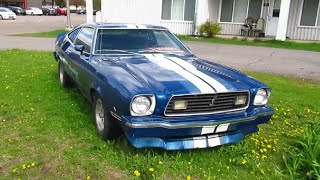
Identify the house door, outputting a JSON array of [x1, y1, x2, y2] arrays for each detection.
[[265, 0, 281, 36]]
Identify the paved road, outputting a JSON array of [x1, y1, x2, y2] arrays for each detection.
[[1, 15, 319, 81]]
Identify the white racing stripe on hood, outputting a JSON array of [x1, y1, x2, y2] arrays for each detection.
[[144, 54, 215, 93], [165, 56, 228, 92]]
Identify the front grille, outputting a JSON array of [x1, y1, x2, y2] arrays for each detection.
[[165, 91, 249, 116]]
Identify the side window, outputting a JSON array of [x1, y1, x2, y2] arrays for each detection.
[[68, 28, 81, 43], [74, 27, 94, 53]]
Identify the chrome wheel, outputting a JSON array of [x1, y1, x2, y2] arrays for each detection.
[[95, 99, 105, 132]]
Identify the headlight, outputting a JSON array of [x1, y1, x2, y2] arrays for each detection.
[[131, 95, 156, 116], [254, 89, 270, 105]]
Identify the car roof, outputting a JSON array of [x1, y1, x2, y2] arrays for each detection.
[[82, 23, 168, 30]]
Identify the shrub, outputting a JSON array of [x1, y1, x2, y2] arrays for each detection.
[[199, 20, 221, 38], [241, 38, 248, 41]]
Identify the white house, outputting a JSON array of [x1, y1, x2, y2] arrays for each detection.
[[86, 0, 320, 41]]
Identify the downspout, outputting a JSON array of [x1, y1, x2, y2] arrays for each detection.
[[193, 0, 199, 35]]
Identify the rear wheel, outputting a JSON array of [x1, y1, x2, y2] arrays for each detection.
[[58, 61, 72, 87], [92, 94, 121, 140], [0, 15, 2, 20], [31, 12, 34, 16]]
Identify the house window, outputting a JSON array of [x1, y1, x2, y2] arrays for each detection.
[[300, 0, 320, 26], [161, 0, 196, 21], [220, 0, 263, 23]]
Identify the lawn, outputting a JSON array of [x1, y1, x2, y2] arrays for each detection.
[[11, 29, 67, 38], [10, 29, 320, 52], [178, 35, 320, 52], [0, 50, 319, 179]]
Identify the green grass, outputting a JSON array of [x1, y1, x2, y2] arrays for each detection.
[[0, 50, 319, 179], [11, 29, 68, 38], [178, 35, 320, 52]]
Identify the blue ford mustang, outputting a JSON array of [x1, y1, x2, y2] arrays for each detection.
[[53, 23, 274, 150]]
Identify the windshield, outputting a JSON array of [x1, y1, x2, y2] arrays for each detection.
[[0, 8, 11, 12], [94, 29, 190, 55]]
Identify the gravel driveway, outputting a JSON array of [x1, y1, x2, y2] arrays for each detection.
[[1, 15, 319, 81]]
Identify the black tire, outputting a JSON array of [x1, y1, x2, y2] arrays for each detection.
[[31, 12, 34, 16], [0, 15, 3, 20], [58, 61, 72, 87], [92, 94, 121, 140]]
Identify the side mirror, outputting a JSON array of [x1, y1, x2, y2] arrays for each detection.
[[75, 45, 85, 53]]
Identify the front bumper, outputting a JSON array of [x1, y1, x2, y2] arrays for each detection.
[[120, 106, 273, 150]]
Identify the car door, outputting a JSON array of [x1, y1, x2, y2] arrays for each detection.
[[59, 27, 82, 84], [72, 27, 96, 96]]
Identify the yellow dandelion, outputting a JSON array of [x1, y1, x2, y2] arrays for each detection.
[[21, 164, 26, 170], [86, 176, 91, 180], [31, 162, 35, 167], [2, 119, 6, 122], [12, 168, 17, 173], [134, 170, 141, 177], [27, 165, 30, 168], [158, 161, 163, 165], [188, 161, 191, 165], [226, 166, 230, 170], [260, 149, 264, 153], [149, 167, 155, 172], [241, 159, 247, 165], [187, 175, 191, 180], [263, 148, 267, 152], [267, 145, 272, 149], [30, 108, 35, 112]]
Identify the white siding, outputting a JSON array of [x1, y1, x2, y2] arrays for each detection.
[[104, 0, 161, 24], [219, 23, 243, 35], [160, 20, 194, 35], [103, 0, 194, 35], [286, 0, 320, 40]]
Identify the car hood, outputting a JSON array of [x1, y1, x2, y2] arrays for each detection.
[[97, 54, 265, 95], [1, 11, 15, 15]]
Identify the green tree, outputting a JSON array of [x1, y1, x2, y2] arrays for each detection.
[[55, 0, 65, 7]]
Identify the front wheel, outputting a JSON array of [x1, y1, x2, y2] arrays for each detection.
[[92, 94, 121, 140], [58, 61, 72, 87]]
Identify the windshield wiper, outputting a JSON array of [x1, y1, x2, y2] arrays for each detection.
[[96, 49, 138, 55]]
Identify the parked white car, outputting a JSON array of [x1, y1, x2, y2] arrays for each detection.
[[26, 7, 43, 15], [0, 7, 16, 20]]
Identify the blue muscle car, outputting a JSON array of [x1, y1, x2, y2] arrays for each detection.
[[53, 23, 274, 150]]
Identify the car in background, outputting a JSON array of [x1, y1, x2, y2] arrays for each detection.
[[42, 7, 57, 15], [53, 23, 274, 150], [56, 7, 67, 16], [7, 6, 26, 15], [70, 5, 84, 13], [25, 7, 43, 15], [0, 7, 16, 20], [76, 8, 99, 15]]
